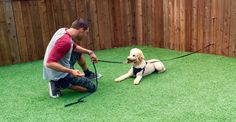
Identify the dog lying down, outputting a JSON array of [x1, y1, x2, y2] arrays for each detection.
[[115, 48, 166, 85]]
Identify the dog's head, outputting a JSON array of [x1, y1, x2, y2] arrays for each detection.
[[127, 48, 144, 64]]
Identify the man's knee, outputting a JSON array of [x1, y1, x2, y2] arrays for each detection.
[[81, 77, 96, 93], [88, 84, 96, 93], [72, 77, 96, 93]]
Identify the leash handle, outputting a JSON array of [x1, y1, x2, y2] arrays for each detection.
[[64, 92, 93, 107], [64, 99, 84, 107]]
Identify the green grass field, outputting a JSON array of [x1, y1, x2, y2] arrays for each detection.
[[0, 46, 236, 121]]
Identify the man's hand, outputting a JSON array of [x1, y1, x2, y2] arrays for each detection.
[[73, 45, 98, 63], [69, 69, 84, 77], [88, 51, 98, 63]]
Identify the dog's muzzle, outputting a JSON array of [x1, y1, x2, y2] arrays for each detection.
[[127, 58, 135, 63]]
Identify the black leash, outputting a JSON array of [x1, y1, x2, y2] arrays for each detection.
[[98, 43, 214, 64], [64, 62, 98, 107], [97, 59, 126, 64], [161, 43, 214, 61]]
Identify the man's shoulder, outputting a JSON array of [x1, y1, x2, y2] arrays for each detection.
[[55, 28, 69, 36], [57, 34, 72, 46]]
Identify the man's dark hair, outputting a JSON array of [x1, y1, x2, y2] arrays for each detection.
[[71, 18, 89, 30]]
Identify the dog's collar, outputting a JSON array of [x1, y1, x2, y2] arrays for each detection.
[[132, 62, 147, 76]]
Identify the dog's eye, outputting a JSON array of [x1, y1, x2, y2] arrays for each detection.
[[133, 55, 135, 57]]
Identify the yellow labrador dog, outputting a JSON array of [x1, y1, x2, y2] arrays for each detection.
[[115, 48, 166, 85]]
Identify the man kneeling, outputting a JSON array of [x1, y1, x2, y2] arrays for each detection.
[[43, 18, 101, 98]]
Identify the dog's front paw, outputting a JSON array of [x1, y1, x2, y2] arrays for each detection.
[[115, 78, 121, 82], [133, 80, 140, 85]]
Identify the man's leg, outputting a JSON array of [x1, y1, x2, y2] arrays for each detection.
[[70, 51, 81, 69], [70, 51, 90, 74], [57, 74, 96, 93], [64, 74, 96, 93], [70, 51, 101, 79], [78, 54, 89, 71], [70, 85, 87, 92], [78, 55, 95, 77]]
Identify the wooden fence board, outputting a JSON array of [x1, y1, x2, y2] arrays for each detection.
[[126, 0, 133, 46], [21, 1, 37, 61], [12, 1, 29, 62], [174, 0, 180, 50], [45, 0, 56, 37], [62, 0, 77, 27], [163, 0, 170, 48], [38, 0, 50, 53], [107, 0, 115, 46], [230, 0, 236, 56], [169, 0, 175, 50], [221, 0, 231, 56], [179, 0, 185, 51], [153, 0, 164, 48], [216, 0, 224, 55], [210, 0, 217, 54], [192, 0, 198, 51], [130, 0, 137, 45], [3, 0, 20, 63], [0, 23, 12, 66], [135, 0, 143, 45], [104, 0, 112, 49], [29, 0, 44, 59], [197, 0, 204, 52], [51, 0, 64, 28], [75, 0, 86, 47], [185, 0, 192, 51], [97, 0, 105, 49], [142, 0, 148, 45], [121, 0, 129, 46], [120, 0, 127, 46], [122, 0, 132, 46], [76, 0, 85, 18], [0, 1, 4, 22], [0, 1, 11, 66], [149, 0, 154, 46], [109, 0, 118, 47], [151, 0, 155, 46], [203, 0, 211, 53], [113, 0, 122, 47], [88, 0, 99, 50], [146, 0, 152, 45], [99, 0, 112, 49]]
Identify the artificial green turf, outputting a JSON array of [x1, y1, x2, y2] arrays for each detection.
[[0, 46, 236, 121]]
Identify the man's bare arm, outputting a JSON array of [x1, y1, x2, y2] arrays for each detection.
[[46, 62, 84, 77], [74, 45, 93, 55]]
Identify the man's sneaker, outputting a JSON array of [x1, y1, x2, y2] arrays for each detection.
[[85, 72, 102, 79], [48, 81, 61, 98]]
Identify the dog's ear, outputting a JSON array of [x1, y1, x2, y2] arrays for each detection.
[[137, 51, 144, 62]]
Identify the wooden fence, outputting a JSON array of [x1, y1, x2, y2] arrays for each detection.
[[0, 0, 236, 66]]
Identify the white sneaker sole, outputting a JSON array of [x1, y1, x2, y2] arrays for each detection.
[[48, 82, 59, 98], [97, 73, 102, 79]]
